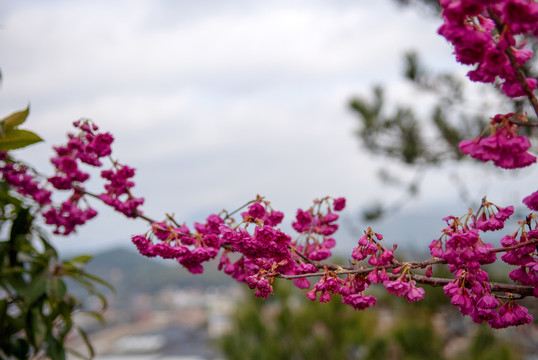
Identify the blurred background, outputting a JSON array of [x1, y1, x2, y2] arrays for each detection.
[[1, 0, 537, 359]]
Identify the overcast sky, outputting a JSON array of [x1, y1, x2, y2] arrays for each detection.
[[1, 0, 536, 255]]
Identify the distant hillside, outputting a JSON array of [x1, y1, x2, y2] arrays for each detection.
[[78, 247, 234, 300]]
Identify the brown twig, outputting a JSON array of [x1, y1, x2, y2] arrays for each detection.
[[276, 263, 534, 298], [489, 238, 538, 253], [408, 274, 534, 298], [487, 7, 538, 119], [277, 237, 538, 298], [510, 119, 538, 128], [79, 187, 158, 224]]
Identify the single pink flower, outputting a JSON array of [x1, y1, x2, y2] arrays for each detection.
[[333, 197, 346, 211], [522, 190, 538, 211]]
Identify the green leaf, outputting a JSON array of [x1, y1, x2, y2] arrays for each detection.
[[64, 260, 114, 292], [0, 298, 7, 329], [0, 265, 27, 276], [69, 255, 93, 264], [66, 347, 91, 360], [69, 275, 109, 310], [3, 270, 28, 296], [45, 277, 67, 302], [10, 338, 30, 359], [25, 308, 38, 347], [0, 181, 23, 207], [0, 129, 43, 151], [76, 325, 95, 358], [37, 234, 58, 258], [56, 301, 74, 339], [22, 270, 47, 305], [46, 333, 66, 360], [77, 271, 114, 292], [10, 207, 31, 248], [79, 310, 105, 324], [0, 106, 29, 131], [26, 307, 48, 350]]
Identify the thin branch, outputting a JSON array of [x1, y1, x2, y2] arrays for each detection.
[[284, 238, 538, 279], [487, 7, 538, 119], [277, 237, 538, 298], [510, 119, 538, 128], [409, 274, 534, 298], [276, 258, 440, 280], [79, 187, 158, 224], [489, 238, 538, 253], [223, 199, 258, 220], [277, 265, 533, 298]]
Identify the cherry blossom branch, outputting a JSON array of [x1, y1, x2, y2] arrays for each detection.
[[408, 274, 534, 298], [22, 173, 538, 302], [79, 187, 157, 224], [81, 174, 537, 300], [286, 237, 537, 275], [223, 198, 259, 220], [509, 119, 538, 127], [276, 262, 533, 298], [489, 238, 538, 253], [487, 7, 538, 119], [277, 236, 538, 299]]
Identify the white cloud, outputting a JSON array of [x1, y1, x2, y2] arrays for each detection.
[[3, 0, 527, 255]]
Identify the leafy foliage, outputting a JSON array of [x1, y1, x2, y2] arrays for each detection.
[[219, 281, 522, 360], [0, 180, 110, 359], [350, 49, 537, 220], [0, 107, 43, 151], [0, 108, 110, 360], [347, 0, 538, 221], [219, 281, 377, 360]]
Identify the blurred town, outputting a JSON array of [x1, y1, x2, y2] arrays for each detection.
[[66, 248, 240, 360], [66, 247, 538, 360]]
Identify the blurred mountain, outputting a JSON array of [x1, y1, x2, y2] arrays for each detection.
[[75, 247, 233, 301]]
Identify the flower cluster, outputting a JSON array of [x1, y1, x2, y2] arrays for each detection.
[[474, 201, 514, 231], [42, 191, 98, 235], [222, 202, 290, 261], [438, 0, 538, 97], [384, 278, 425, 303], [132, 214, 223, 274], [445, 2, 538, 216], [443, 268, 533, 328], [240, 201, 284, 227], [217, 201, 302, 292], [340, 275, 377, 310], [459, 114, 536, 169], [99, 164, 144, 217], [0, 119, 146, 235], [44, 120, 116, 234], [128, 190, 535, 326], [429, 214, 498, 273], [350, 228, 425, 303], [0, 154, 51, 206], [522, 190, 538, 211], [292, 197, 345, 261], [291, 263, 317, 289], [306, 271, 345, 303], [500, 224, 538, 297], [351, 227, 395, 267], [246, 274, 274, 299], [429, 201, 536, 328], [132, 198, 352, 301], [50, 120, 113, 175], [307, 271, 380, 310]]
